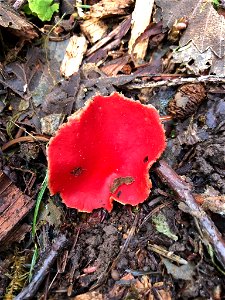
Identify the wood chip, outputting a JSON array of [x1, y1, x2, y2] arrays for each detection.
[[128, 0, 154, 63], [86, 0, 133, 19], [80, 18, 108, 44], [60, 35, 88, 78]]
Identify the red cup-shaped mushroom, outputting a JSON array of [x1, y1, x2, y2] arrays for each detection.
[[47, 93, 166, 212]]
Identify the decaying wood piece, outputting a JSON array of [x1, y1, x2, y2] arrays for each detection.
[[15, 234, 67, 300], [80, 18, 108, 44], [60, 35, 88, 78], [128, 0, 154, 63], [86, 0, 133, 19], [155, 160, 225, 269], [0, 224, 32, 251], [0, 171, 35, 243]]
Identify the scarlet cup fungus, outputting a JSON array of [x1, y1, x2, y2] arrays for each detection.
[[47, 93, 166, 212]]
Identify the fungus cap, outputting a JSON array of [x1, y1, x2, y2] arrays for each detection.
[[47, 93, 166, 212]]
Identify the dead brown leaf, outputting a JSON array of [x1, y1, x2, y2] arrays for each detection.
[[101, 54, 130, 76]]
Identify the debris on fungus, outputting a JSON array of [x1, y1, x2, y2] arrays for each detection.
[[47, 93, 166, 212]]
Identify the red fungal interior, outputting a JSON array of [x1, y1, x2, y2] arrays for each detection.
[[47, 93, 166, 212]]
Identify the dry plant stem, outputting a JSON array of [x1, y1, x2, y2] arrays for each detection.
[[126, 75, 225, 89], [2, 136, 49, 151], [15, 234, 67, 300], [155, 160, 225, 269]]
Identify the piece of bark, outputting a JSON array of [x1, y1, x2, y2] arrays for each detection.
[[86, 39, 121, 64], [155, 160, 225, 269], [60, 35, 88, 78], [80, 18, 108, 44], [0, 224, 31, 250], [86, 16, 131, 57], [14, 234, 68, 300], [0, 171, 35, 242], [128, 0, 154, 64], [86, 0, 133, 19]]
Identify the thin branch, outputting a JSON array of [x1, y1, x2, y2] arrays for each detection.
[[15, 234, 68, 300], [155, 160, 225, 269], [126, 75, 225, 89]]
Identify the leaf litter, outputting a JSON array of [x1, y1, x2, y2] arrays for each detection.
[[0, 0, 225, 299]]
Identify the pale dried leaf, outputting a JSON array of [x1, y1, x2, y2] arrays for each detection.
[[156, 0, 225, 58], [40, 114, 64, 135], [162, 258, 195, 281], [38, 199, 65, 228], [172, 42, 212, 74], [73, 291, 103, 300]]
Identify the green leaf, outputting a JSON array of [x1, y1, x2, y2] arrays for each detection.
[[152, 212, 178, 241], [28, 0, 59, 21], [32, 172, 48, 237]]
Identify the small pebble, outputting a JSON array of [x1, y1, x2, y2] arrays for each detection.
[[111, 269, 120, 281]]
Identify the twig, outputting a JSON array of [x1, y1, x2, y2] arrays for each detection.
[[1, 135, 49, 151], [14, 234, 67, 300], [155, 160, 225, 269], [126, 75, 225, 89]]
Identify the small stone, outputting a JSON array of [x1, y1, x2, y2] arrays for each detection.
[[40, 114, 64, 136], [111, 269, 120, 281]]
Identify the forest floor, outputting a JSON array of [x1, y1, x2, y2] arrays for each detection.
[[0, 0, 225, 299]]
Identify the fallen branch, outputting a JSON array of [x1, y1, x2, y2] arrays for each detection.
[[126, 75, 225, 89], [155, 160, 225, 269], [15, 234, 67, 300]]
